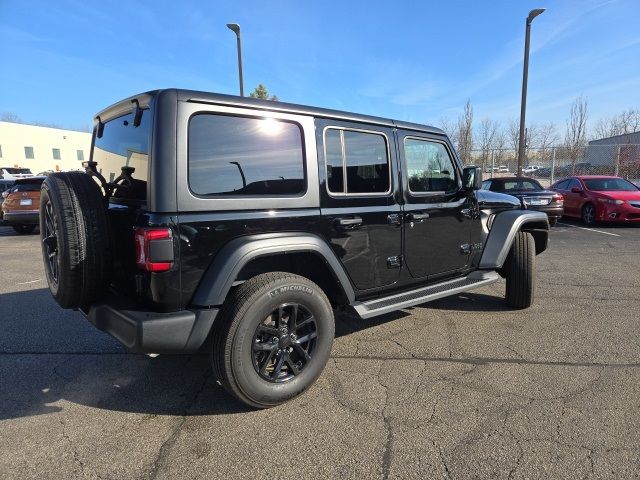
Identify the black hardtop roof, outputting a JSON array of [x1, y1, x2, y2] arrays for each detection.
[[96, 89, 445, 135]]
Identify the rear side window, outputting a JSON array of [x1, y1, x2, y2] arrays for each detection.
[[404, 138, 458, 193], [324, 128, 390, 195], [554, 179, 570, 190], [188, 114, 305, 196]]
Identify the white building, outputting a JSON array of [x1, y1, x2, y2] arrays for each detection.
[[0, 121, 91, 175]]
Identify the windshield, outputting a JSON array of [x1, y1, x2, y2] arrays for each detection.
[[92, 107, 151, 200], [3, 168, 32, 174], [584, 178, 638, 192]]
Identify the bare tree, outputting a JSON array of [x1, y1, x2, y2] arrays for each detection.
[[455, 99, 473, 164], [492, 129, 507, 166], [564, 96, 589, 173], [1, 112, 22, 123], [535, 122, 559, 162], [438, 117, 457, 140], [476, 118, 498, 170], [507, 118, 520, 153], [592, 108, 640, 139]]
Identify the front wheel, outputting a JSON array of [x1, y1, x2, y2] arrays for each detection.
[[211, 272, 335, 408], [504, 231, 535, 309], [582, 203, 596, 225], [12, 224, 36, 234]]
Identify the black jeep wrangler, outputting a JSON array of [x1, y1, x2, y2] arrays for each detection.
[[39, 89, 548, 408]]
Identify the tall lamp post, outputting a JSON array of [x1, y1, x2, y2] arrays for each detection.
[[517, 8, 545, 176], [226, 23, 244, 97]]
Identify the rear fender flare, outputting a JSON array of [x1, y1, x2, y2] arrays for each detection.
[[190, 233, 355, 307], [479, 210, 549, 269]]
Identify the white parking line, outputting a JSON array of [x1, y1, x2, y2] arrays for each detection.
[[17, 279, 42, 285], [557, 222, 621, 237]]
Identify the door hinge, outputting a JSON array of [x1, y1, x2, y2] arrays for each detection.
[[387, 255, 402, 268]]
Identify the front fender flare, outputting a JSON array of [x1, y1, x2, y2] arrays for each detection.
[[479, 210, 549, 269], [190, 233, 355, 307]]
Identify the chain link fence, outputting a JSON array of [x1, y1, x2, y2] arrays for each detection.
[[466, 144, 640, 188]]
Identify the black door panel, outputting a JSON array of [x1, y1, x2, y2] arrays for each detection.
[[316, 119, 402, 292], [398, 131, 478, 280], [322, 207, 401, 290]]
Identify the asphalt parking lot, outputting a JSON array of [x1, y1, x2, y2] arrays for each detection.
[[1, 221, 639, 479]]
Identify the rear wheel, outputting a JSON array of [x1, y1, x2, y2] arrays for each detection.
[[211, 272, 335, 408], [12, 224, 36, 234], [582, 203, 596, 225], [504, 231, 535, 309]]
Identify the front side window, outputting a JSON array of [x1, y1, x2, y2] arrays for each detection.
[[52, 148, 61, 160], [324, 128, 390, 195], [189, 114, 305, 196], [24, 146, 34, 159], [404, 138, 457, 193]]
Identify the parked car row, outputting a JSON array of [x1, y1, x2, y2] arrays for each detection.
[[481, 174, 640, 226]]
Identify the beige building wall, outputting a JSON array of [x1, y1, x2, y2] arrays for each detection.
[[0, 121, 92, 174]]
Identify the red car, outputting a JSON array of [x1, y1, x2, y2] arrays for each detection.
[[551, 175, 640, 225]]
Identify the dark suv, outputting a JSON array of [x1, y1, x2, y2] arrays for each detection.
[[39, 89, 549, 408]]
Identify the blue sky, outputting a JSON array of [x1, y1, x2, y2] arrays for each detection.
[[1, 0, 639, 133]]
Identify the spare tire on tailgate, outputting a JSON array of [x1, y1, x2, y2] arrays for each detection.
[[40, 172, 111, 309]]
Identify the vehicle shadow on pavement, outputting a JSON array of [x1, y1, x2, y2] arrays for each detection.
[[0, 287, 507, 421], [426, 292, 511, 312], [0, 288, 253, 420]]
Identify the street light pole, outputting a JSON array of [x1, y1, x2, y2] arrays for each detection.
[[226, 23, 244, 97], [517, 8, 545, 176]]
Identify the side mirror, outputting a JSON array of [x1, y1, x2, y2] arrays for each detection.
[[462, 166, 482, 190], [571, 187, 583, 194]]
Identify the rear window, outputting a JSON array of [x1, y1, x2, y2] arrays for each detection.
[[188, 114, 305, 196], [92, 108, 151, 198], [495, 180, 542, 192], [12, 182, 42, 192]]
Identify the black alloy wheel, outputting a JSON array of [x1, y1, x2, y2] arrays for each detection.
[[252, 303, 317, 383], [41, 199, 59, 285]]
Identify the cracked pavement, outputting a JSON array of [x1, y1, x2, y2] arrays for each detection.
[[1, 221, 640, 479]]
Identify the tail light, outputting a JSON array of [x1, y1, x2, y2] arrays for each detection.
[[552, 193, 564, 204], [134, 227, 174, 272]]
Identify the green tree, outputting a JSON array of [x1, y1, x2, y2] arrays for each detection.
[[249, 84, 278, 101]]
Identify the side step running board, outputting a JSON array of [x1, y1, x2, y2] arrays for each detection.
[[352, 271, 500, 319]]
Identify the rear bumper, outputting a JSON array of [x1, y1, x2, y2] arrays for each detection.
[[84, 295, 218, 354], [3, 210, 39, 224], [528, 205, 564, 220]]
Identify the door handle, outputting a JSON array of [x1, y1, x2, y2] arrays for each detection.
[[460, 208, 473, 219], [387, 213, 401, 226], [407, 212, 429, 222], [336, 217, 363, 227]]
